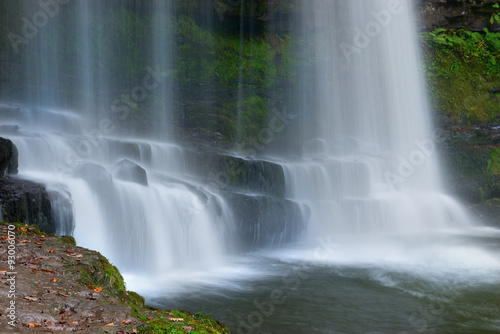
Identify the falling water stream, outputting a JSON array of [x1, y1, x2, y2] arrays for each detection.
[[1, 0, 500, 333]]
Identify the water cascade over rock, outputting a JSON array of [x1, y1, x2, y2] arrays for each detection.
[[0, 1, 307, 278], [276, 0, 472, 248]]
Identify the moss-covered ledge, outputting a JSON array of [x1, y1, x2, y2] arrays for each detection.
[[0, 222, 229, 334]]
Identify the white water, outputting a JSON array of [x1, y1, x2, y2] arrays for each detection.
[[279, 0, 473, 246], [0, 105, 233, 275]]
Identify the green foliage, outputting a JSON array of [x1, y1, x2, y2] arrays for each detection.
[[491, 3, 500, 25], [237, 95, 268, 141], [422, 28, 500, 124], [488, 148, 500, 174], [176, 16, 296, 88]]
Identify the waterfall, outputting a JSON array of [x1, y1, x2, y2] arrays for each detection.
[[0, 0, 234, 276], [279, 0, 472, 242], [0, 0, 494, 293]]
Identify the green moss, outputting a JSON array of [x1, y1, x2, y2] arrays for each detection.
[[176, 16, 296, 89], [422, 29, 500, 125], [60, 235, 76, 246], [485, 197, 500, 205], [488, 148, 500, 174]]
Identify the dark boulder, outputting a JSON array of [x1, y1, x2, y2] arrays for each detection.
[[224, 192, 308, 249], [73, 163, 114, 192], [112, 159, 148, 186], [0, 137, 18, 176], [0, 178, 57, 233], [183, 150, 286, 197]]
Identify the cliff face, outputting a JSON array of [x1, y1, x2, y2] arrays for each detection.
[[418, 0, 500, 31], [0, 137, 73, 234]]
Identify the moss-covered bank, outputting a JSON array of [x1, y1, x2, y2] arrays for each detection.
[[0, 222, 229, 334]]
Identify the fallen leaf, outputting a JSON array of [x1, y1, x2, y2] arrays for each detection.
[[58, 293, 69, 297], [0, 270, 7, 275], [41, 268, 56, 274], [48, 249, 54, 253], [68, 321, 79, 327], [132, 329, 138, 334], [105, 322, 114, 327], [25, 322, 42, 328], [19, 238, 30, 243], [168, 318, 184, 322], [23, 296, 39, 302], [50, 278, 57, 283], [183, 326, 196, 332], [93, 286, 102, 293], [34, 241, 42, 245], [56, 287, 63, 290], [121, 319, 133, 325]]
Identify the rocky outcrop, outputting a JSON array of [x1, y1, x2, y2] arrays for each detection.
[[0, 137, 73, 234], [0, 178, 57, 234], [183, 149, 287, 197], [438, 126, 500, 226], [418, 0, 500, 31], [225, 192, 308, 249], [178, 148, 309, 248], [0, 137, 18, 176], [112, 159, 148, 186]]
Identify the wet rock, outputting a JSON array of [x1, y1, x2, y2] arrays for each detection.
[[0, 178, 56, 233], [225, 192, 308, 249], [183, 150, 286, 197], [418, 0, 500, 32], [73, 163, 113, 193], [0, 137, 18, 176], [112, 159, 148, 186]]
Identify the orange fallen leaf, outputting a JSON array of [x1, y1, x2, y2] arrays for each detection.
[[50, 278, 57, 283], [40, 268, 56, 274], [121, 319, 133, 324], [168, 318, 184, 322], [58, 293, 69, 297], [132, 329, 138, 334], [89, 286, 102, 293], [34, 241, 42, 245], [35, 274, 38, 277], [26, 322, 42, 328], [19, 239, 30, 243], [68, 321, 79, 327], [23, 296, 39, 302], [48, 249, 54, 253], [0, 270, 7, 275], [105, 322, 114, 327]]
